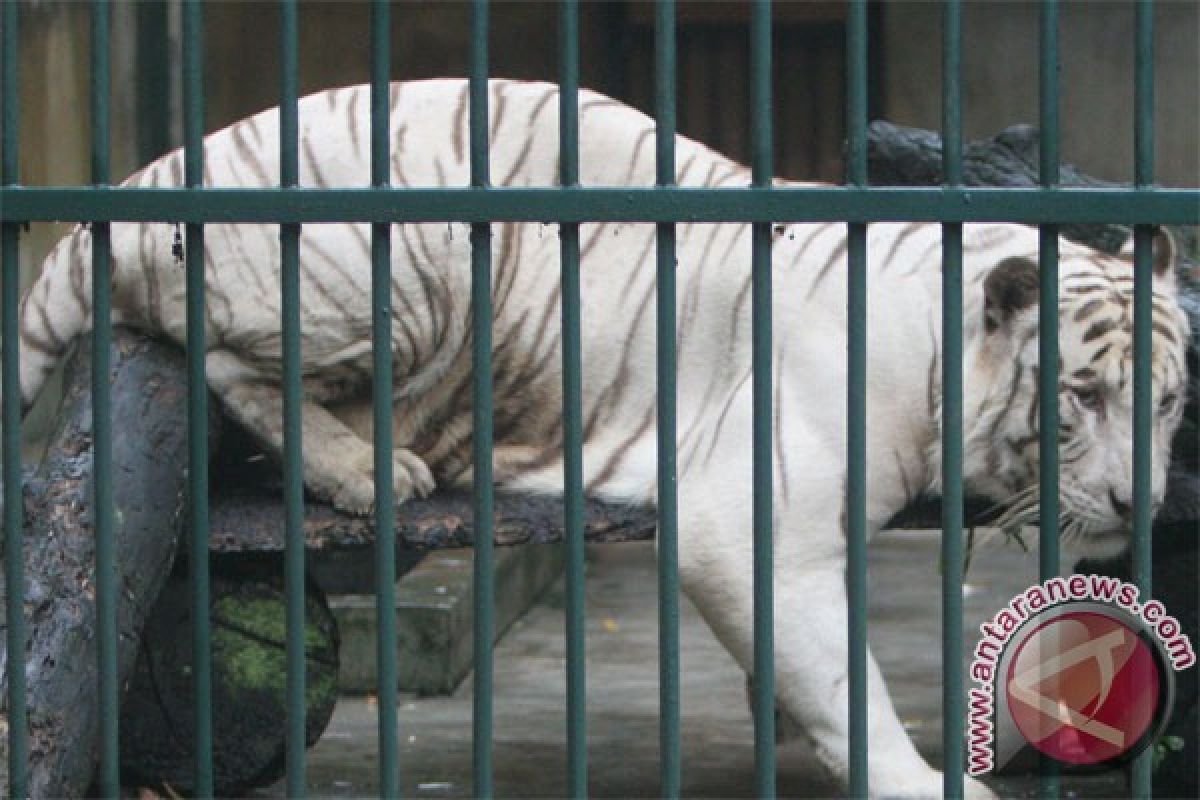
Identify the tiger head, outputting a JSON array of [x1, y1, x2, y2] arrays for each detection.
[[965, 228, 1190, 557]]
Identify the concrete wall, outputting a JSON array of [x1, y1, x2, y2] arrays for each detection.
[[881, 0, 1198, 187]]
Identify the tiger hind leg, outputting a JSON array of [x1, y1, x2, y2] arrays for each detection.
[[206, 350, 435, 514]]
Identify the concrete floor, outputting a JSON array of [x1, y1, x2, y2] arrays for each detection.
[[268, 532, 1130, 799]]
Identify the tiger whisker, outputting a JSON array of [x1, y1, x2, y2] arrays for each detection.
[[980, 485, 1037, 518], [995, 502, 1039, 531]]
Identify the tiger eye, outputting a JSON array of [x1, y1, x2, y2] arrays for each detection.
[[1071, 386, 1105, 412]]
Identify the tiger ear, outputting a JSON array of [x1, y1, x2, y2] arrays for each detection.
[[983, 256, 1040, 334], [1117, 227, 1178, 278]]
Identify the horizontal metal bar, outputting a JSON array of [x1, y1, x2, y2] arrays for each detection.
[[3, 186, 1196, 225]]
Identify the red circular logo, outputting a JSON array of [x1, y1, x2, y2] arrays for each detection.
[[1005, 611, 1161, 765]]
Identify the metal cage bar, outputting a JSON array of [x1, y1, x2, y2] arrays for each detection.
[[90, 2, 119, 795], [1037, 1, 1062, 581], [1130, 2, 1156, 796], [469, 3, 496, 796], [1130, 219, 1156, 797], [940, 2, 965, 798], [558, 2, 588, 797], [4, 186, 1196, 226], [181, 1, 215, 795], [1037, 3, 1062, 796], [369, 2, 400, 797], [1, 2, 27, 796], [278, 1, 308, 795], [845, 1, 870, 795], [653, 3, 681, 797], [749, 2, 776, 797]]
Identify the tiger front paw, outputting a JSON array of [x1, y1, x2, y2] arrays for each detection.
[[393, 447, 436, 502], [331, 474, 377, 516], [329, 448, 435, 515]]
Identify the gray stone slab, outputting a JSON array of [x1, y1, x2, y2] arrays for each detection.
[[331, 543, 564, 695]]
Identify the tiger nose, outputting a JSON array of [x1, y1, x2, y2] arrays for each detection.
[[1108, 489, 1132, 522]]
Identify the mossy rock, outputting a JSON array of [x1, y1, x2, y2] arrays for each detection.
[[119, 553, 339, 795]]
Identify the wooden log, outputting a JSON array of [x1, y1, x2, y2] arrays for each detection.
[[207, 487, 656, 554], [119, 553, 339, 797], [0, 331, 198, 799], [204, 413, 658, 553]]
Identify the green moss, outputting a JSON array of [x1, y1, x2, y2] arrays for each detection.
[[212, 595, 335, 705]]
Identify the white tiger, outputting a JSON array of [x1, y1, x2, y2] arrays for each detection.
[[14, 80, 1189, 797]]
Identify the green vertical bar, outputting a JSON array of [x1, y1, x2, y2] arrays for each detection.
[[940, 3, 964, 798], [1037, 2, 1061, 591], [469, 3, 495, 797], [1129, 229, 1154, 795], [135, 0, 170, 162], [846, 2, 869, 797], [1037, 3, 1060, 797], [1133, 2, 1154, 192], [369, 2, 399, 797], [90, 2, 119, 795], [558, 3, 587, 797], [279, 1, 306, 796], [1, 3, 27, 797], [1129, 2, 1154, 796], [1037, 3, 1062, 580], [181, 1, 213, 795], [749, 2, 776, 797], [654, 3, 680, 797]]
